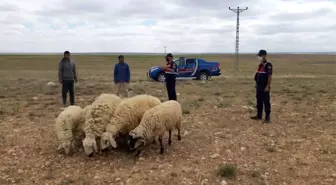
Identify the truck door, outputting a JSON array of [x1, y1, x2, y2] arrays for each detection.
[[176, 57, 187, 77], [184, 59, 197, 77]]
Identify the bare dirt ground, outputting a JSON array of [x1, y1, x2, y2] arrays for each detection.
[[0, 54, 335, 185]]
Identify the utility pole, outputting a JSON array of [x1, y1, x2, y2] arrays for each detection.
[[229, 6, 248, 72], [164, 46, 167, 54]]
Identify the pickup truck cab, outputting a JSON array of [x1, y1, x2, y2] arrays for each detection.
[[147, 57, 221, 82]]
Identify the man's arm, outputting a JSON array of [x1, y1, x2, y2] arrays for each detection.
[[58, 62, 63, 83], [165, 67, 174, 72], [113, 64, 118, 83], [164, 62, 176, 72], [266, 63, 273, 87], [267, 75, 272, 87], [126, 64, 130, 83], [73, 62, 78, 82]]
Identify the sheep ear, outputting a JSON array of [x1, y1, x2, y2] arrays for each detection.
[[129, 131, 136, 138], [109, 135, 117, 148], [134, 142, 141, 149], [134, 138, 144, 149], [92, 141, 98, 152]]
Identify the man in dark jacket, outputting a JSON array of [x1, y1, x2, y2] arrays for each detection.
[[58, 51, 77, 107], [251, 49, 273, 123], [161, 53, 178, 100], [114, 55, 130, 98]]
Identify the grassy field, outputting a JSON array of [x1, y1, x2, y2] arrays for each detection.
[[0, 54, 335, 185]]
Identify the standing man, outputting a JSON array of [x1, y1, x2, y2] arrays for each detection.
[[251, 49, 273, 123], [162, 53, 178, 100], [58, 51, 77, 107], [114, 55, 130, 98]]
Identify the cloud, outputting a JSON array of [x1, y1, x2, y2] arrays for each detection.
[[0, 3, 19, 12], [0, 0, 335, 53], [256, 22, 335, 35]]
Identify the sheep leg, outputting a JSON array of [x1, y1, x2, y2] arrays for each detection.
[[159, 136, 164, 154], [124, 134, 132, 151], [168, 130, 172, 146], [177, 128, 181, 141], [152, 137, 156, 144], [124, 134, 130, 143], [135, 150, 142, 157]]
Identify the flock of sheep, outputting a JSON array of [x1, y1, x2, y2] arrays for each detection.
[[55, 94, 183, 157]]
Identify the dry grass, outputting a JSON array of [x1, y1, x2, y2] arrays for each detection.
[[0, 54, 335, 185]]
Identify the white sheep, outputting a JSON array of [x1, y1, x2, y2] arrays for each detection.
[[82, 93, 122, 156], [55, 105, 85, 155], [100, 94, 161, 151], [128, 100, 182, 156], [82, 104, 92, 118], [47, 81, 57, 87]]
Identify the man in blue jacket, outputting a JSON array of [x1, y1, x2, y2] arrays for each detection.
[[114, 55, 130, 98]]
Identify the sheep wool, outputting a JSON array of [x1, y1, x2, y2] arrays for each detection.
[[129, 100, 182, 155], [82, 93, 122, 156], [81, 104, 92, 120], [55, 105, 85, 155], [100, 94, 161, 150]]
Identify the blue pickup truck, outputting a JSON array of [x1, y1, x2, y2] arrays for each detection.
[[147, 57, 221, 82]]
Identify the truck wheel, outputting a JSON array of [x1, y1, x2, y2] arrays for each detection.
[[156, 73, 166, 82], [198, 72, 209, 81]]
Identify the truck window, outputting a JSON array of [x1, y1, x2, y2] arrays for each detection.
[[186, 59, 195, 67], [173, 59, 180, 66], [177, 58, 186, 66], [197, 59, 205, 63]]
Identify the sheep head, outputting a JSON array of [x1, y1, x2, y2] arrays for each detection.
[[128, 131, 145, 151], [58, 141, 74, 155], [100, 132, 117, 150], [82, 134, 98, 157]]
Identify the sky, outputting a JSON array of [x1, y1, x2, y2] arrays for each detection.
[[0, 0, 335, 53]]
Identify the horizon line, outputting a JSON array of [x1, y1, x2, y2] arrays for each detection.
[[0, 51, 335, 55]]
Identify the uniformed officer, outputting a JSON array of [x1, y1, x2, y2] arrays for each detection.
[[251, 49, 273, 123], [162, 53, 178, 100]]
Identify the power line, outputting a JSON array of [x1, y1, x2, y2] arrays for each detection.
[[229, 6, 248, 72]]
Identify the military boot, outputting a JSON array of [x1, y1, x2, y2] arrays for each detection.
[[250, 114, 262, 120], [264, 115, 271, 123]]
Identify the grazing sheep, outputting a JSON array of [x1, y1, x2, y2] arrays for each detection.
[[82, 104, 92, 119], [82, 93, 122, 156], [100, 94, 161, 151], [55, 105, 85, 155], [128, 100, 182, 156], [90, 93, 121, 111]]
